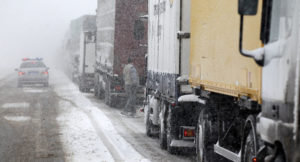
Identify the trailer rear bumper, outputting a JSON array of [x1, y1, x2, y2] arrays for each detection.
[[170, 139, 195, 148]]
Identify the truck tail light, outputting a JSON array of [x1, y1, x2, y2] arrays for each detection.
[[184, 129, 195, 137], [114, 85, 123, 91], [139, 107, 144, 112], [181, 126, 195, 139], [171, 102, 176, 107], [18, 72, 25, 76]]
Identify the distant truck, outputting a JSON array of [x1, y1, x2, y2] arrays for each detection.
[[94, 0, 148, 107], [62, 15, 96, 84], [78, 31, 96, 92], [144, 0, 196, 153]]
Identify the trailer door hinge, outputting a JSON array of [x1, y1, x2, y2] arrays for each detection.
[[177, 31, 190, 39]]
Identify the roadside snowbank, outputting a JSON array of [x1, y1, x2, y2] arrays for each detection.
[[53, 70, 149, 162]]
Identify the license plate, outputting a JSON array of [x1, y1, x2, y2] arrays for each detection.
[[29, 71, 38, 75]]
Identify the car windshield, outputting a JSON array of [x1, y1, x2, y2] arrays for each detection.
[[20, 61, 46, 68]]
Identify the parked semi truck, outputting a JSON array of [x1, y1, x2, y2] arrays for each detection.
[[144, 0, 200, 153], [62, 15, 96, 84], [94, 0, 148, 107], [187, 0, 300, 162], [78, 31, 96, 92]]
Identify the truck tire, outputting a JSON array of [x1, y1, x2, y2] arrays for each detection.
[[159, 102, 167, 149], [274, 154, 285, 162], [241, 115, 258, 162], [98, 84, 105, 99], [196, 109, 219, 162], [166, 107, 177, 154], [79, 79, 85, 92], [146, 105, 154, 137], [293, 146, 300, 162], [105, 80, 113, 107], [79, 84, 84, 92], [94, 84, 99, 97]]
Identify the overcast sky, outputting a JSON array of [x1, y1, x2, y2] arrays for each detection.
[[0, 0, 97, 69]]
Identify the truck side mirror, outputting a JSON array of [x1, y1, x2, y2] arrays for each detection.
[[238, 0, 258, 15], [238, 0, 264, 66]]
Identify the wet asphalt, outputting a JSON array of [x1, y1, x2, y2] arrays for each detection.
[[0, 75, 65, 162]]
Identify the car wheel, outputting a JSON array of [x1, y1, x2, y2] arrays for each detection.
[[17, 82, 22, 88]]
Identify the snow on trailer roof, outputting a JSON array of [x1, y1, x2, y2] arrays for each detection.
[[178, 94, 206, 104]]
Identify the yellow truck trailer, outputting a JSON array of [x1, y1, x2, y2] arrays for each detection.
[[186, 0, 300, 162], [189, 0, 262, 103]]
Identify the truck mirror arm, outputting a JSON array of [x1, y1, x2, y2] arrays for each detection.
[[239, 15, 265, 66]]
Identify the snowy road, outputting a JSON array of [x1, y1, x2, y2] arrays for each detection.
[[0, 70, 195, 162]]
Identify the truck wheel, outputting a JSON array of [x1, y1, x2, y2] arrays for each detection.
[[146, 105, 154, 137], [99, 88, 105, 99], [243, 132, 257, 162], [94, 85, 99, 97], [166, 107, 177, 154], [105, 80, 112, 107], [293, 146, 300, 162], [274, 154, 285, 162], [159, 102, 167, 149], [196, 109, 219, 162], [242, 115, 258, 162], [98, 82, 105, 99], [79, 85, 84, 92]]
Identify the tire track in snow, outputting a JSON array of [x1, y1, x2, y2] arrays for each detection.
[[88, 96, 195, 162], [56, 95, 149, 162]]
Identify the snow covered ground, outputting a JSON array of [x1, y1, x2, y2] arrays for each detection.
[[52, 70, 150, 162]]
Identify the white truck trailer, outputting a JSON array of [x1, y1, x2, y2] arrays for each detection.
[[144, 0, 199, 154], [78, 31, 96, 92]]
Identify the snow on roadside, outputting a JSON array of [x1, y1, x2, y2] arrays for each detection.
[[52, 70, 149, 162], [57, 101, 114, 162]]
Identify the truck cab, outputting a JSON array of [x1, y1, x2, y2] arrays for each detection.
[[239, 0, 300, 161]]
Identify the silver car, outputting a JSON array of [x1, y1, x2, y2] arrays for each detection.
[[16, 58, 49, 87]]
